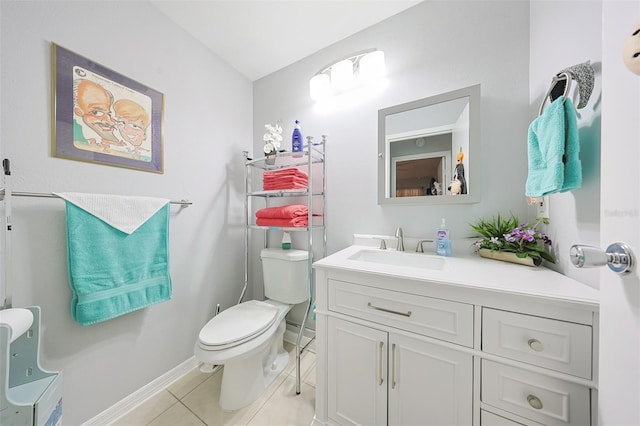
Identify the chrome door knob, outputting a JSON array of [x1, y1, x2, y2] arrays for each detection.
[[570, 242, 634, 274]]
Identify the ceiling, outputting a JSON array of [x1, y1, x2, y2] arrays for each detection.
[[151, 0, 422, 81]]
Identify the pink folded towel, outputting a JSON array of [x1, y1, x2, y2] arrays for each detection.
[[255, 205, 308, 219], [263, 183, 307, 191], [256, 217, 308, 227], [264, 168, 308, 178], [263, 176, 308, 190], [263, 175, 308, 182], [263, 182, 308, 190], [263, 177, 308, 184]]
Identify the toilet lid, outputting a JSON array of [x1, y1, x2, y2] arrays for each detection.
[[198, 300, 278, 347]]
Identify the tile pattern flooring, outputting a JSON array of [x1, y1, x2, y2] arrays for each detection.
[[113, 342, 316, 426]]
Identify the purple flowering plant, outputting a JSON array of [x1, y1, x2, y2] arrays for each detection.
[[471, 214, 555, 264]]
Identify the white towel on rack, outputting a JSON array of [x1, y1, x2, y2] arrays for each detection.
[[53, 192, 169, 234]]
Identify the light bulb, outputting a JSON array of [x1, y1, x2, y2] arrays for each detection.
[[309, 73, 330, 101], [359, 50, 386, 83], [330, 59, 354, 92]]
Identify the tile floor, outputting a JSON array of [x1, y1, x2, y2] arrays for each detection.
[[112, 342, 316, 426]]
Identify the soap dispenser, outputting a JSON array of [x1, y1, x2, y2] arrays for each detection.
[[435, 218, 452, 256]]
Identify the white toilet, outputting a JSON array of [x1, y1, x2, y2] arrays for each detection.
[[194, 248, 309, 411]]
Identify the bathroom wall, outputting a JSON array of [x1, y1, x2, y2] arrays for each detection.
[[529, 1, 602, 288], [0, 1, 251, 423], [252, 1, 532, 300]]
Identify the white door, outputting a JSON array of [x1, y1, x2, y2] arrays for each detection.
[[599, 3, 640, 425]]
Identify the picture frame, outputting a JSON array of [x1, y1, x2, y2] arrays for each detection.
[[51, 43, 164, 173]]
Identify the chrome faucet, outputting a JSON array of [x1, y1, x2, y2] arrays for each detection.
[[395, 227, 405, 251], [416, 239, 434, 253]]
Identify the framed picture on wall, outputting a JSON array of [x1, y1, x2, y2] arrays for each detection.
[[51, 42, 164, 173]]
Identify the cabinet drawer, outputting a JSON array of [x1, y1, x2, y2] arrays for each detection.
[[328, 279, 473, 347], [482, 308, 592, 379], [481, 360, 591, 426], [481, 410, 529, 425]]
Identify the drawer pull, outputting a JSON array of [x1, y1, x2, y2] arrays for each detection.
[[378, 341, 384, 386], [527, 394, 543, 410], [368, 302, 412, 317], [391, 343, 397, 389], [527, 338, 545, 352]]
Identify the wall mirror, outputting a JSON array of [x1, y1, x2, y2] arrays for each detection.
[[378, 84, 480, 205]]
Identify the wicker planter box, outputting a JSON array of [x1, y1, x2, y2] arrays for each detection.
[[478, 248, 541, 267]]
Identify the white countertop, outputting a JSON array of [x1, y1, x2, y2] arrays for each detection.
[[313, 244, 600, 308]]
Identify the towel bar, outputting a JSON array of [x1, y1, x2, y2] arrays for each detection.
[[0, 189, 192, 207], [538, 72, 572, 116]]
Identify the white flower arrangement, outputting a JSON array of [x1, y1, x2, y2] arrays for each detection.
[[263, 122, 283, 154]]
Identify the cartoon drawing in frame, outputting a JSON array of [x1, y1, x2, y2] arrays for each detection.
[[53, 43, 163, 173]]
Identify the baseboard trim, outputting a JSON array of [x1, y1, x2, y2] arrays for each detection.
[[81, 357, 200, 426], [84, 326, 312, 425]]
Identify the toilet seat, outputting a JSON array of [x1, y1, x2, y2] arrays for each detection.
[[198, 300, 278, 350]]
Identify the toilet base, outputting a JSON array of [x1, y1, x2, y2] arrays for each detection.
[[219, 319, 289, 411]]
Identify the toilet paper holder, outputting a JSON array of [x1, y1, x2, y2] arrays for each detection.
[[570, 242, 634, 274], [0, 306, 63, 425]]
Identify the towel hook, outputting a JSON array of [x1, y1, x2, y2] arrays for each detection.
[[538, 72, 572, 116]]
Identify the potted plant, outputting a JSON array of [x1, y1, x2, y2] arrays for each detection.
[[470, 214, 555, 266]]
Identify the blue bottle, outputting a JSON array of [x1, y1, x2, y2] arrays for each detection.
[[292, 120, 303, 157]]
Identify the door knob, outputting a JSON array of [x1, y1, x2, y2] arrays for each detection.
[[569, 243, 634, 274]]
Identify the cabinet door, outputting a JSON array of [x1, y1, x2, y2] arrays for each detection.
[[328, 317, 387, 426], [388, 333, 473, 426]]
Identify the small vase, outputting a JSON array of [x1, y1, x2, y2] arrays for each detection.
[[265, 150, 277, 165], [478, 248, 541, 267]]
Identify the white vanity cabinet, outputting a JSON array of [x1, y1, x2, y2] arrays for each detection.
[[327, 315, 473, 426], [312, 245, 599, 426]]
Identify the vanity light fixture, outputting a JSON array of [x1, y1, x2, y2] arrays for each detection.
[[309, 49, 386, 101]]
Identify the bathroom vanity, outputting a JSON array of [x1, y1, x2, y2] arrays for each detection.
[[312, 244, 599, 426]]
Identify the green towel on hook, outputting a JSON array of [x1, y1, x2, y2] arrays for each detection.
[[560, 98, 582, 193], [65, 202, 172, 326], [525, 97, 582, 197]]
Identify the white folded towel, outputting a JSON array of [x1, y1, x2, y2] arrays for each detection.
[[53, 192, 170, 234]]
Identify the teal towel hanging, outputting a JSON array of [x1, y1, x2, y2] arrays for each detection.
[[64, 202, 172, 326], [525, 97, 582, 197]]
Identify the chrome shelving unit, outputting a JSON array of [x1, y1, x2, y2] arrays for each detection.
[[241, 136, 326, 394]]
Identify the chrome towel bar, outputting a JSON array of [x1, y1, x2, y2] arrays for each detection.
[[0, 189, 192, 207]]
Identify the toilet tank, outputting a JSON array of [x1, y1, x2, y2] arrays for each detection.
[[260, 248, 310, 304]]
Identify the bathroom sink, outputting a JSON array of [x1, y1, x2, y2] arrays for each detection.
[[347, 248, 445, 270]]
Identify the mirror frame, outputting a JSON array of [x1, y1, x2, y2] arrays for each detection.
[[377, 84, 481, 205]]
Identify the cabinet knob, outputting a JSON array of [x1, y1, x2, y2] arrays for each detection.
[[527, 338, 544, 352], [527, 394, 543, 410]]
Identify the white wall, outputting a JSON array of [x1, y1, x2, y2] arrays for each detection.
[[0, 1, 251, 423], [529, 1, 602, 288], [252, 1, 531, 281]]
